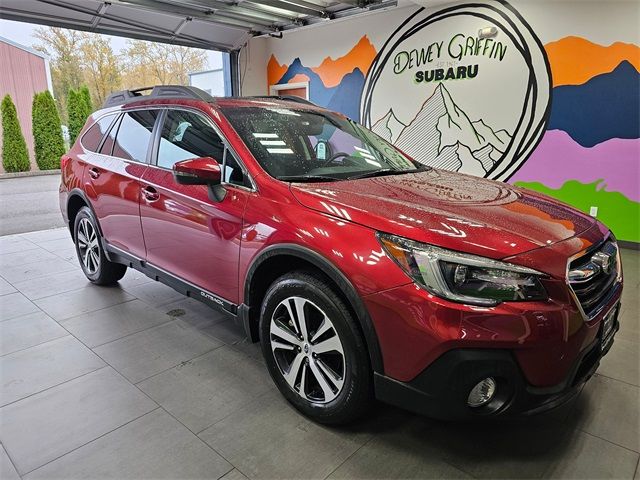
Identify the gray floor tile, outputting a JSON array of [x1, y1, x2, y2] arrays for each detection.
[[1, 292, 39, 321], [0, 236, 39, 255], [20, 228, 70, 244], [574, 374, 640, 452], [386, 408, 575, 479], [0, 335, 105, 406], [139, 345, 274, 433], [0, 445, 20, 480], [34, 285, 133, 321], [24, 409, 232, 480], [12, 269, 90, 301], [199, 393, 370, 479], [0, 247, 59, 269], [62, 299, 173, 348], [94, 320, 223, 383], [0, 276, 17, 296], [221, 469, 249, 480], [543, 430, 639, 479], [124, 281, 185, 307], [0, 367, 156, 475], [116, 268, 153, 289], [37, 237, 78, 262], [0, 311, 68, 356], [161, 296, 229, 326], [328, 432, 471, 479], [0, 257, 77, 284], [599, 336, 639, 386]]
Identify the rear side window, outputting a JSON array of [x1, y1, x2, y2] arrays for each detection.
[[99, 114, 121, 155], [112, 110, 159, 163], [81, 114, 117, 152]]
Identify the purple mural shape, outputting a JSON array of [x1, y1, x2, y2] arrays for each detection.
[[510, 130, 640, 202]]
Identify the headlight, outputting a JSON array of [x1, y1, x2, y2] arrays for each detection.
[[377, 233, 547, 306]]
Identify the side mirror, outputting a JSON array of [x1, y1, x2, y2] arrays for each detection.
[[173, 157, 222, 185]]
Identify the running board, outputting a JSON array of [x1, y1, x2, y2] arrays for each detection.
[[105, 244, 238, 317]]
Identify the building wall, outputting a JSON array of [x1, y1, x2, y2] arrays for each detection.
[[0, 39, 51, 171], [243, 0, 640, 243]]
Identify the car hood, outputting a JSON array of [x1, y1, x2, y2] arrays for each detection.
[[289, 169, 597, 259]]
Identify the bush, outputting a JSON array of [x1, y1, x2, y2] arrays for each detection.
[[32, 91, 65, 170], [1, 94, 30, 172]]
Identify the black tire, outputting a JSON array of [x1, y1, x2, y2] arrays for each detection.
[[73, 206, 126, 285], [260, 271, 372, 425]]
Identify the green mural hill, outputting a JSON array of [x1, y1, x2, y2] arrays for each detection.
[[514, 180, 639, 243]]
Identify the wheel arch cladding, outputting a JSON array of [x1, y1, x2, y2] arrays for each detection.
[[243, 244, 384, 373]]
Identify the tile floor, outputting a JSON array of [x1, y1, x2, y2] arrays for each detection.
[[0, 227, 638, 479]]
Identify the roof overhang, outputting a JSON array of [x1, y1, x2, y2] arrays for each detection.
[[0, 0, 398, 52]]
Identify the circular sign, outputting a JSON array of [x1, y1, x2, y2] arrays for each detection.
[[361, 1, 551, 181]]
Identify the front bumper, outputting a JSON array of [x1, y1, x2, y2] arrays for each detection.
[[374, 304, 619, 420]]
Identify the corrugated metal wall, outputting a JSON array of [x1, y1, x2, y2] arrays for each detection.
[[0, 40, 50, 172]]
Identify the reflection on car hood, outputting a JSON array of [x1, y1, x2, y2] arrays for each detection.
[[289, 169, 597, 259]]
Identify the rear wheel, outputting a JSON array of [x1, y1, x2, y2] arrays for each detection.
[[260, 272, 372, 424], [74, 206, 126, 285]]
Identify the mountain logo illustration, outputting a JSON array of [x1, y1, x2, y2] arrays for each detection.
[[372, 83, 512, 176]]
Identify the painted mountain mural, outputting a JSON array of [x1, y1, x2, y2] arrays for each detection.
[[267, 36, 376, 121], [373, 83, 512, 176], [548, 60, 640, 147]]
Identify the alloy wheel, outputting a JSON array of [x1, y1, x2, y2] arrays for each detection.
[[77, 217, 100, 275], [270, 296, 346, 403]]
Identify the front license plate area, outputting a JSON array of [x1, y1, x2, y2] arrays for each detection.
[[600, 304, 619, 353]]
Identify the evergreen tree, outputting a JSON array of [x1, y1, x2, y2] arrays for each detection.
[[79, 85, 93, 116], [1, 95, 31, 172], [32, 91, 65, 170], [67, 88, 84, 145]]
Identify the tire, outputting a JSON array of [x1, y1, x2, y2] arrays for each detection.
[[73, 206, 126, 285], [260, 271, 372, 425]]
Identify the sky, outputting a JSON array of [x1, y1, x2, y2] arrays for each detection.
[[0, 19, 223, 70]]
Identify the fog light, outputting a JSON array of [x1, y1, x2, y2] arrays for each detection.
[[467, 377, 497, 407]]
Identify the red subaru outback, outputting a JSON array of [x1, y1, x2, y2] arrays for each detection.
[[60, 86, 622, 424]]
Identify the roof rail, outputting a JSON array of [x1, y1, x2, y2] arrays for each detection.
[[102, 85, 216, 108], [248, 95, 317, 106]]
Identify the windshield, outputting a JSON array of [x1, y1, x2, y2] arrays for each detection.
[[220, 105, 422, 181]]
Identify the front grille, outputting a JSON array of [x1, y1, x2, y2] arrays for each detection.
[[568, 240, 619, 318]]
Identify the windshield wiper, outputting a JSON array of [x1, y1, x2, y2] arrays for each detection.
[[278, 175, 341, 183], [347, 166, 429, 180]]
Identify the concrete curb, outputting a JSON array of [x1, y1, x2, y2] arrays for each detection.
[[0, 169, 61, 179]]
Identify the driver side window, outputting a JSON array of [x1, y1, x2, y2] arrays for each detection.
[[157, 110, 224, 169], [157, 109, 247, 187]]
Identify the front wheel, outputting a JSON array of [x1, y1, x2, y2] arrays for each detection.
[[260, 272, 372, 424], [73, 206, 126, 285]]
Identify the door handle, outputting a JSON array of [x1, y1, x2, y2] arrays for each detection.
[[88, 167, 101, 179], [142, 185, 160, 202]]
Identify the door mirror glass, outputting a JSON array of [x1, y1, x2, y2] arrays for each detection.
[[173, 157, 222, 185]]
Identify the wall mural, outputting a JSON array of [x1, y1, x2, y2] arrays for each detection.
[[267, 2, 639, 242]]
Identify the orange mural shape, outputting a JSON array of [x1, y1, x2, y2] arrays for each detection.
[[267, 55, 288, 90], [545, 36, 640, 87], [312, 36, 377, 88]]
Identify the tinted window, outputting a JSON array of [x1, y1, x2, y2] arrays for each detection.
[[157, 110, 224, 169], [99, 114, 121, 155], [81, 114, 117, 152], [112, 110, 159, 162]]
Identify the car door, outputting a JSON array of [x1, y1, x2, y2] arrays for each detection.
[[83, 109, 160, 258], [139, 108, 252, 304]]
